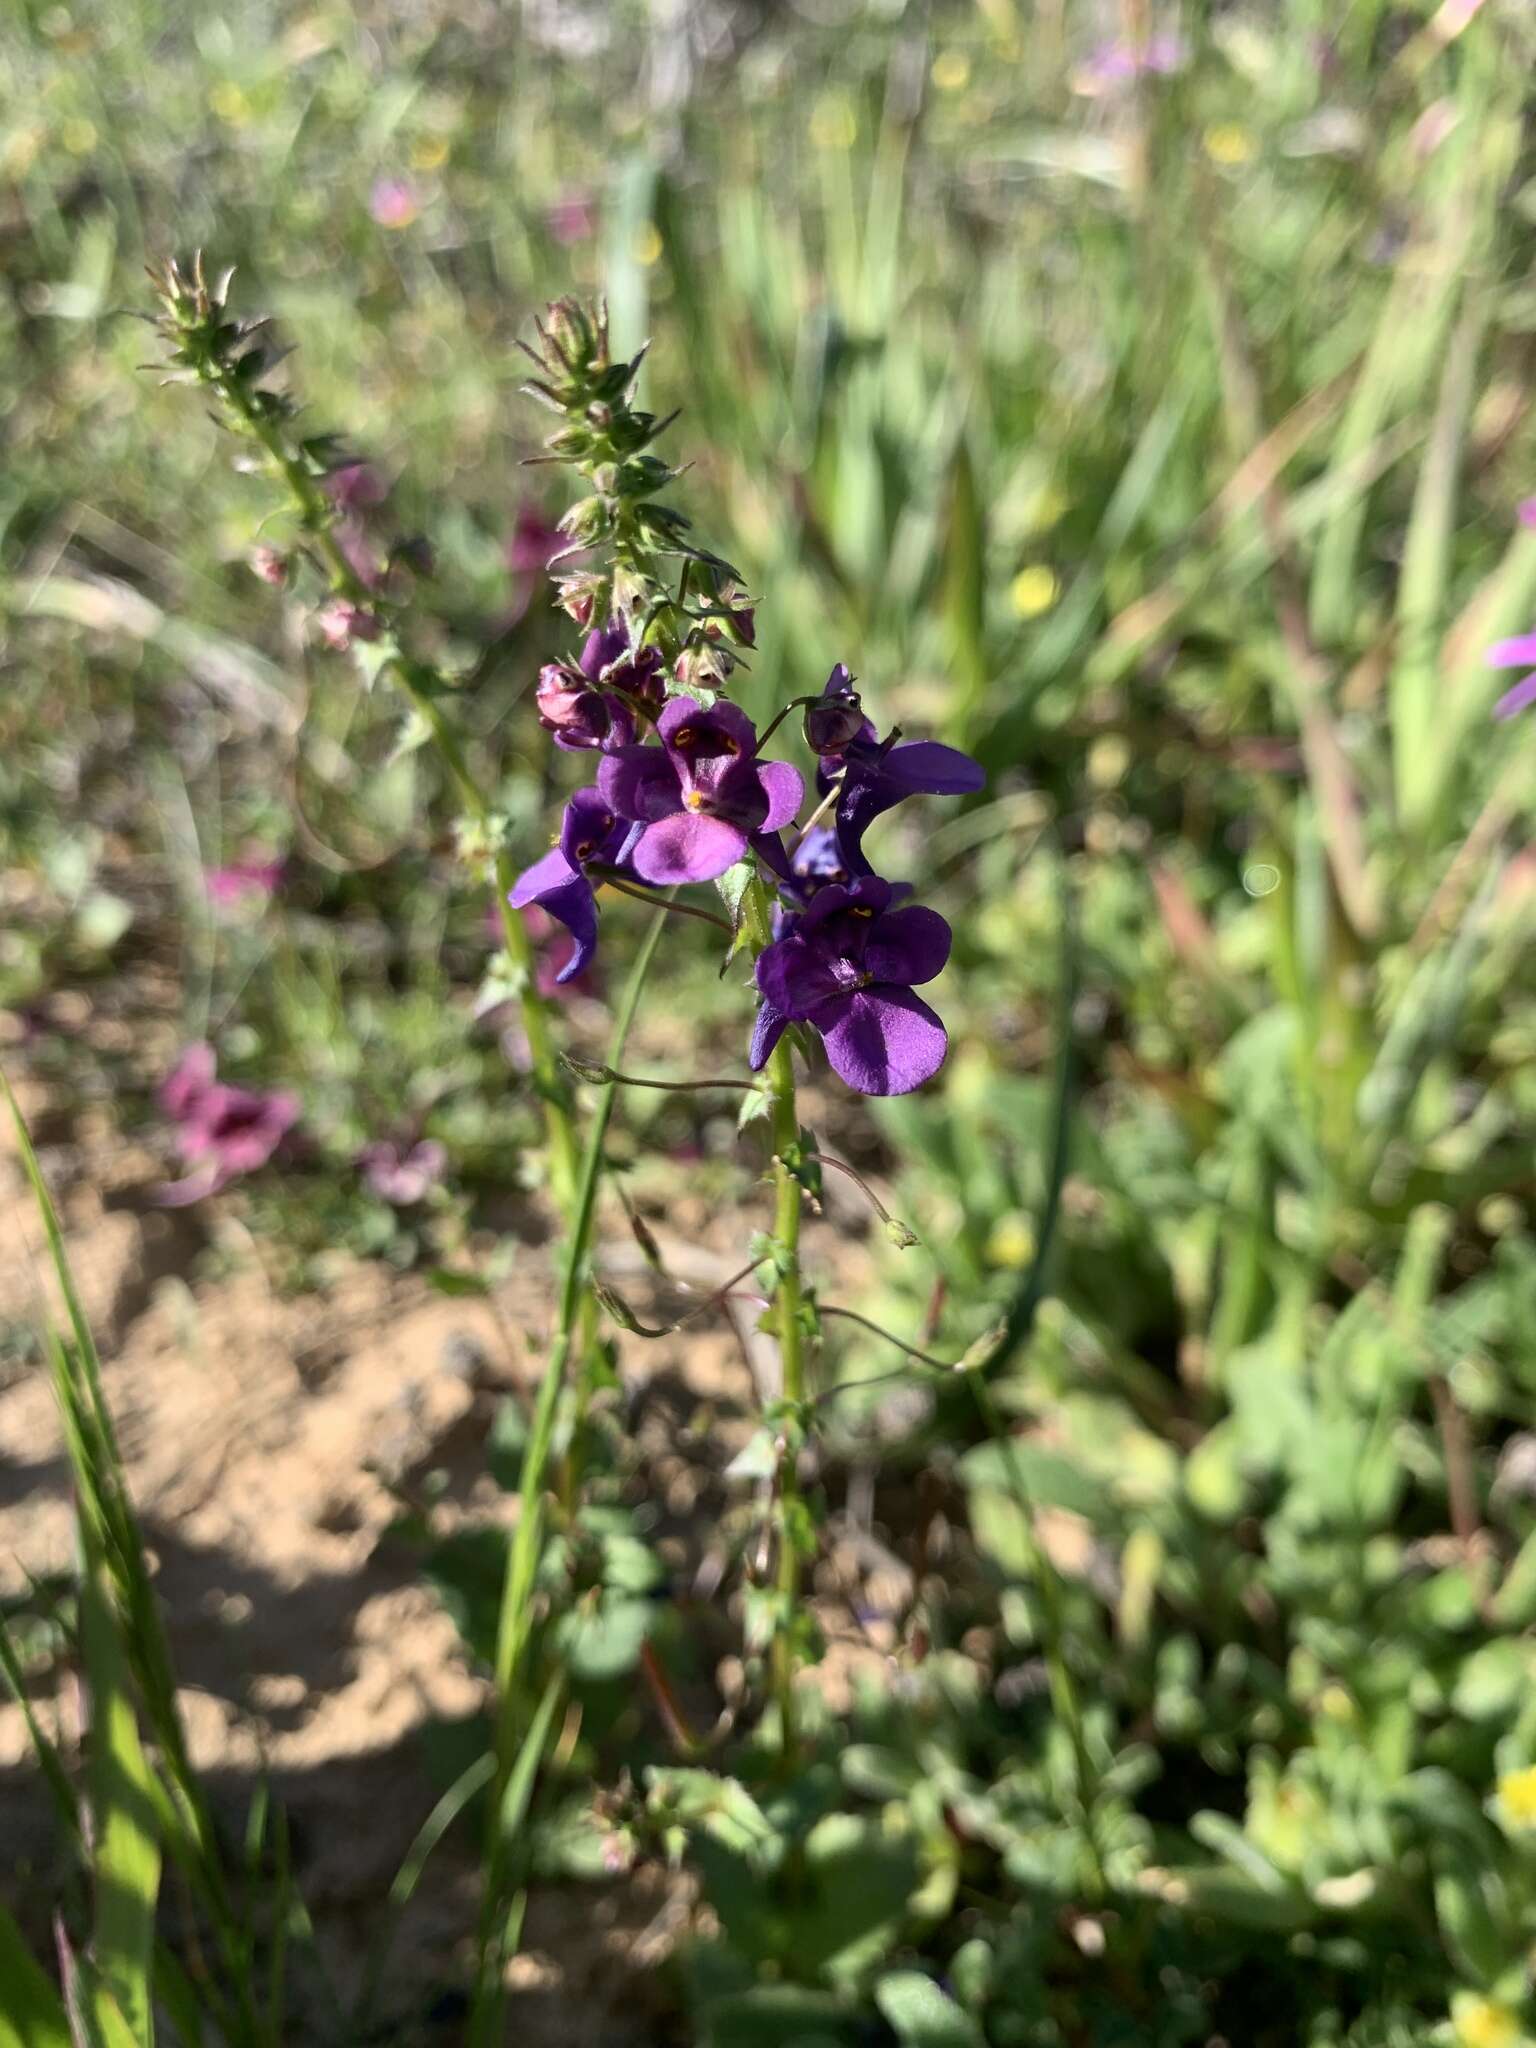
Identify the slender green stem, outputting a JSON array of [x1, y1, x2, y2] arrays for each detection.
[[206, 363, 582, 1207], [471, 905, 669, 2037], [742, 876, 809, 1761]]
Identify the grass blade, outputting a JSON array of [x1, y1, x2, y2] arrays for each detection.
[[0, 1902, 71, 2048]]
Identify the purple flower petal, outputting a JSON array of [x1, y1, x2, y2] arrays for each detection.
[[757, 761, 804, 833], [559, 787, 627, 868], [1486, 634, 1536, 669], [1494, 671, 1536, 720], [863, 905, 952, 988], [876, 740, 987, 799], [813, 987, 948, 1096], [509, 844, 579, 908], [756, 934, 854, 1019], [632, 813, 748, 884], [531, 873, 602, 982], [598, 746, 682, 824], [749, 1001, 792, 1071]]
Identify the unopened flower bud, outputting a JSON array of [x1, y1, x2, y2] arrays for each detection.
[[803, 692, 866, 754], [674, 640, 734, 693], [536, 662, 612, 749], [558, 496, 608, 546], [544, 296, 600, 368], [553, 572, 605, 626], [250, 544, 287, 587], [316, 598, 381, 652]]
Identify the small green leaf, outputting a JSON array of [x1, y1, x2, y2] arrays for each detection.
[[875, 1972, 985, 2048]]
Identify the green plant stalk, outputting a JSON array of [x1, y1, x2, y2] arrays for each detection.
[[471, 905, 669, 2031], [205, 364, 583, 1209], [743, 877, 808, 1760]]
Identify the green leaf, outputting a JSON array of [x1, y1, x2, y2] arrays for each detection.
[[958, 1441, 1108, 1521], [81, 1553, 161, 2044], [553, 1592, 653, 1681], [875, 1972, 985, 2048], [0, 1903, 70, 2048]]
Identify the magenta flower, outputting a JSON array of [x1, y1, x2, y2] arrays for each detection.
[[1077, 31, 1186, 93], [1488, 633, 1536, 720], [316, 598, 382, 652], [812, 666, 984, 875], [155, 1044, 300, 1205], [548, 190, 596, 247], [205, 858, 283, 912], [507, 503, 563, 578], [598, 698, 803, 885], [750, 878, 952, 1096], [1518, 499, 1536, 531], [323, 462, 387, 514], [369, 178, 421, 229], [508, 788, 641, 983], [359, 1137, 446, 1205]]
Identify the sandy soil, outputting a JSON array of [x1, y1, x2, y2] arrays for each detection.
[[0, 1064, 897, 2042]]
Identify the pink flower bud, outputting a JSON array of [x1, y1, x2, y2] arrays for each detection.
[[250, 544, 288, 587], [316, 598, 382, 652], [553, 572, 606, 627], [536, 662, 612, 748]]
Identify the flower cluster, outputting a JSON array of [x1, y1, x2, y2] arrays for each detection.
[[514, 655, 981, 1094]]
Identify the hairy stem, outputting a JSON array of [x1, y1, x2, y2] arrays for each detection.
[[743, 875, 808, 1761]]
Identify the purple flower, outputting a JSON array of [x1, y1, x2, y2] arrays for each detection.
[[323, 462, 387, 514], [1518, 499, 1536, 532], [536, 663, 625, 750], [1488, 632, 1536, 719], [508, 787, 640, 983], [507, 504, 563, 579], [580, 617, 665, 706], [359, 1137, 446, 1205], [750, 877, 952, 1096], [205, 858, 283, 912], [155, 1044, 300, 1205], [1076, 32, 1186, 93], [812, 666, 984, 875], [598, 698, 803, 885]]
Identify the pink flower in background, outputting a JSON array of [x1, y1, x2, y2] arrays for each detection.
[[369, 178, 421, 229], [504, 503, 564, 623], [1487, 632, 1536, 721], [323, 462, 387, 514], [1518, 499, 1536, 531], [358, 1138, 447, 1205], [249, 544, 288, 587], [205, 858, 283, 912], [1076, 32, 1186, 94], [155, 1044, 300, 1205], [547, 190, 596, 246]]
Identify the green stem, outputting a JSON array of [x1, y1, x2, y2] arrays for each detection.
[[471, 905, 669, 2037], [742, 876, 808, 1762], [207, 365, 582, 1208]]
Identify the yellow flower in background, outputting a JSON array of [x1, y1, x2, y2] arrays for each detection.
[[209, 81, 251, 126], [1203, 122, 1255, 166], [1452, 1995, 1525, 2048], [985, 1212, 1036, 1270], [809, 95, 857, 152], [932, 50, 971, 92], [1010, 564, 1059, 618], [1494, 1763, 1536, 1831], [632, 220, 663, 267], [410, 135, 449, 172]]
